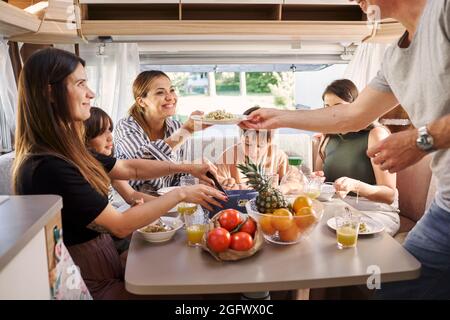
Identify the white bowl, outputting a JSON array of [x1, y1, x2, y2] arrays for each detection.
[[137, 216, 184, 243], [317, 183, 336, 202]]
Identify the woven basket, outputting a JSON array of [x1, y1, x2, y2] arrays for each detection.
[[201, 211, 263, 261]]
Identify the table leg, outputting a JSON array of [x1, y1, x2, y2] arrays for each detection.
[[240, 291, 270, 300], [295, 289, 310, 300]]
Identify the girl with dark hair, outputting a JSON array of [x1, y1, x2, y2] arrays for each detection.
[[84, 107, 154, 206], [114, 70, 209, 193], [315, 79, 399, 235], [13, 48, 226, 299], [215, 106, 288, 189]]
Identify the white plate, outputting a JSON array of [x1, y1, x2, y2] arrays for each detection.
[[327, 217, 385, 235], [190, 114, 248, 125]]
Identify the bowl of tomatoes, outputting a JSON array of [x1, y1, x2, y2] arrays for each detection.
[[246, 196, 324, 245], [201, 209, 263, 261]]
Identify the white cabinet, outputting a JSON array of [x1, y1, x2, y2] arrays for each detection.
[[284, 0, 356, 4], [0, 230, 50, 300], [0, 196, 63, 300], [79, 0, 179, 3], [182, 1, 282, 4]]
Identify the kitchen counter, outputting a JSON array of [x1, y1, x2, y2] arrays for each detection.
[[0, 195, 62, 271], [0, 195, 62, 299]]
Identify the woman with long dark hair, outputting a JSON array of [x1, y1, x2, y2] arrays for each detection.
[[315, 79, 399, 236], [13, 48, 226, 299]]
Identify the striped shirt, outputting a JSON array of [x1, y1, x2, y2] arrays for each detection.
[[113, 115, 188, 192], [107, 185, 114, 203]]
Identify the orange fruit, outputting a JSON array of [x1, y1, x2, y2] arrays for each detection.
[[259, 215, 276, 235], [296, 207, 315, 216], [271, 208, 293, 231], [293, 196, 313, 214], [295, 212, 317, 231], [279, 224, 300, 242]]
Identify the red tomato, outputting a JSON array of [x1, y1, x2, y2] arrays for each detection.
[[218, 209, 242, 231], [230, 232, 253, 251], [207, 227, 231, 253], [239, 218, 256, 237]]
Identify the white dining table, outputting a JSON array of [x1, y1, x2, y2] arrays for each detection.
[[125, 198, 420, 295]]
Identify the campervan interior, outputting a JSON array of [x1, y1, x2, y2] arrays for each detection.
[[0, 0, 437, 301]]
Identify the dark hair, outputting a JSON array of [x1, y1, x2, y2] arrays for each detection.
[[84, 107, 113, 144], [318, 79, 371, 161], [241, 105, 273, 140], [243, 106, 261, 116], [13, 48, 110, 196], [129, 70, 170, 138], [322, 79, 359, 104]]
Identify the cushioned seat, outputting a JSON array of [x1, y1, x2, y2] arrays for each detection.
[[394, 154, 435, 243], [0, 151, 14, 195], [398, 215, 417, 234]]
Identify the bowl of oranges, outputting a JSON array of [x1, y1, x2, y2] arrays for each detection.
[[246, 195, 324, 245]]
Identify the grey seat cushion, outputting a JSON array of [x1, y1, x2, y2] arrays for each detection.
[[0, 151, 14, 195]]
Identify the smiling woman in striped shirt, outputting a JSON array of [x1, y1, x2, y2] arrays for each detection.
[[114, 71, 206, 193]]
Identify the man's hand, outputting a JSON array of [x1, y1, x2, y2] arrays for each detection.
[[367, 129, 428, 173], [240, 108, 285, 130]]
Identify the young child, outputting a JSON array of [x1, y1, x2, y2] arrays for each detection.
[[84, 107, 154, 206]]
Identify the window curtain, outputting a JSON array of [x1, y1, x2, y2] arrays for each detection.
[[343, 42, 389, 91], [78, 43, 140, 124], [0, 40, 18, 153]]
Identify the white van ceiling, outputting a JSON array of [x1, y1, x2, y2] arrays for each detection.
[[2, 0, 402, 64]]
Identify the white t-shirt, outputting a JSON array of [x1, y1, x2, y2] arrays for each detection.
[[369, 0, 450, 211]]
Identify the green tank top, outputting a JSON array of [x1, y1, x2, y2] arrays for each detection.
[[323, 131, 376, 185]]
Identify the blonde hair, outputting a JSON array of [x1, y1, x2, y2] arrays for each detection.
[[13, 48, 110, 196], [129, 70, 170, 138]]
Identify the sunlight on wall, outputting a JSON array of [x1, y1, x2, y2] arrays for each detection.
[[294, 64, 348, 109]]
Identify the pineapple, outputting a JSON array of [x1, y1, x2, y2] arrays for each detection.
[[237, 156, 289, 213]]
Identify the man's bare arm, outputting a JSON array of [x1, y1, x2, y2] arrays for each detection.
[[428, 113, 450, 149], [242, 87, 399, 133]]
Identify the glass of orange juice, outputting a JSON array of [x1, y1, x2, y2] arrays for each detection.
[[335, 208, 361, 249], [185, 208, 210, 247]]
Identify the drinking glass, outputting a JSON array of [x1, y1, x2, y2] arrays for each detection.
[[184, 208, 210, 247], [304, 176, 324, 199], [177, 175, 199, 222], [180, 175, 199, 186], [335, 207, 361, 249]]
